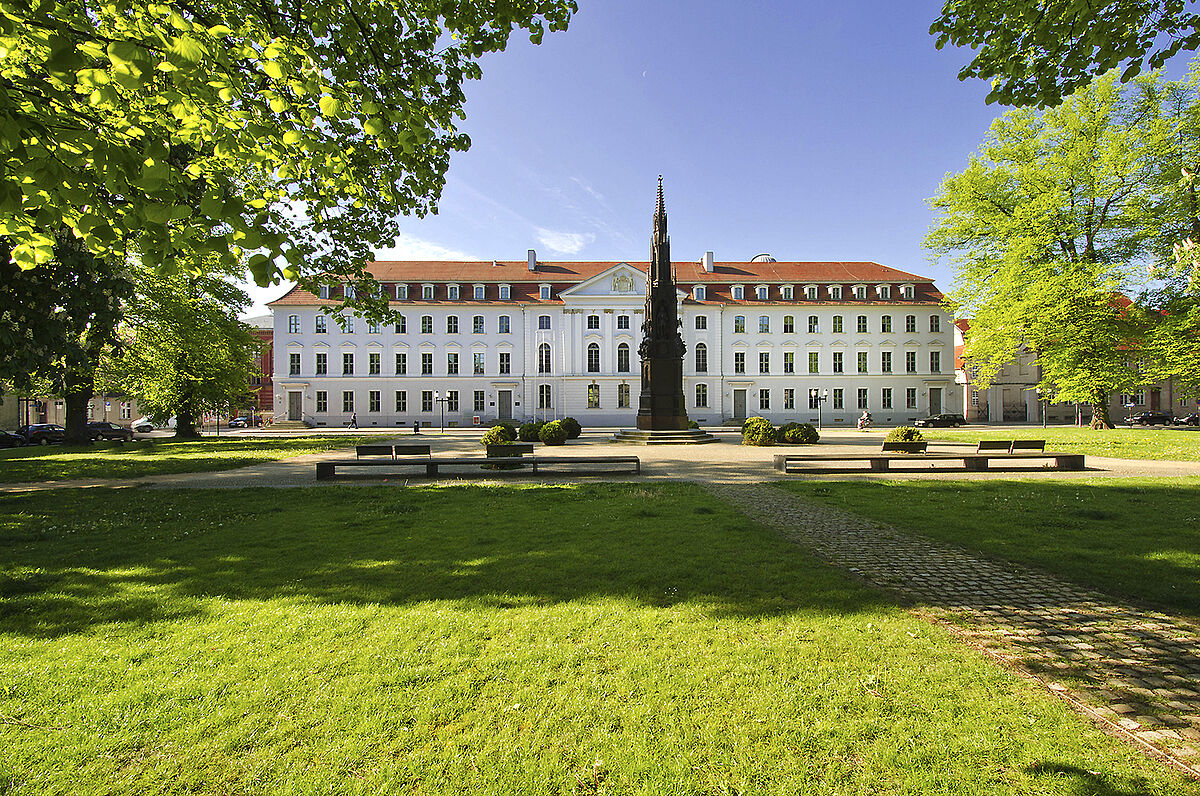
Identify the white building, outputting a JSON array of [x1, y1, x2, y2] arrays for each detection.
[[268, 251, 955, 428]]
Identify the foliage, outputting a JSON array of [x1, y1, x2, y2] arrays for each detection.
[[930, 0, 1200, 107], [559, 416, 582, 440], [689, 419, 700, 429], [538, 420, 567, 446], [518, 421, 544, 442], [102, 265, 260, 438], [779, 422, 820, 444], [488, 420, 518, 437], [0, 0, 575, 307], [1, 485, 1194, 794], [885, 426, 924, 443], [741, 416, 775, 446], [480, 426, 516, 446]]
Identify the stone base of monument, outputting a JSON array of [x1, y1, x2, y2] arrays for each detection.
[[611, 428, 717, 445]]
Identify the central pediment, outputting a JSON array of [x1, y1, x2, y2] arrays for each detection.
[[559, 263, 647, 298]]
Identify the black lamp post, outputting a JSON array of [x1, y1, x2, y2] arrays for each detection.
[[809, 388, 829, 429], [433, 390, 450, 434]]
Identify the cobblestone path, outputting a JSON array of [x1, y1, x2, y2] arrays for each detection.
[[707, 482, 1200, 773]]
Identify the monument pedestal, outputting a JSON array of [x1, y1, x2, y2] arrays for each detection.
[[612, 428, 716, 445]]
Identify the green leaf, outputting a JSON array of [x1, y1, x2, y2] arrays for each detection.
[[363, 116, 385, 136], [318, 95, 342, 118], [262, 61, 284, 80]]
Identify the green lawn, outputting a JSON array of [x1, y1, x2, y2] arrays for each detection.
[[0, 436, 377, 483], [911, 425, 1200, 461], [776, 478, 1200, 616], [1, 484, 1195, 794]]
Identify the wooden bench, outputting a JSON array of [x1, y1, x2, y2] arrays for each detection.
[[881, 441, 927, 454], [485, 443, 535, 457], [1009, 439, 1046, 453], [316, 454, 640, 479], [773, 451, 1085, 473], [975, 440, 1014, 453]]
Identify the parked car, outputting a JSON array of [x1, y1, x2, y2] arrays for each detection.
[[87, 421, 134, 442], [16, 424, 67, 445], [1173, 412, 1200, 426], [0, 430, 25, 448], [133, 415, 176, 433], [227, 416, 252, 428], [1129, 410, 1173, 426], [913, 413, 968, 428]]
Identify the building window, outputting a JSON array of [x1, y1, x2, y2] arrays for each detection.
[[120, 402, 131, 419], [854, 285, 867, 300], [474, 285, 485, 300], [759, 315, 770, 333], [881, 315, 892, 333], [446, 391, 459, 412], [759, 351, 770, 374], [857, 351, 867, 374], [319, 285, 330, 299], [756, 286, 768, 301], [397, 284, 409, 300], [832, 388, 844, 409], [906, 351, 917, 373], [905, 315, 916, 333], [538, 314, 551, 330], [342, 353, 353, 375], [617, 343, 630, 372], [808, 351, 819, 374], [784, 315, 795, 334], [587, 314, 600, 330], [342, 391, 354, 413], [734, 351, 746, 374], [315, 315, 327, 334], [447, 285, 459, 300], [499, 352, 511, 374], [930, 351, 941, 373], [829, 315, 842, 334], [694, 286, 706, 301], [832, 351, 844, 373], [344, 315, 355, 333], [316, 391, 327, 412], [473, 352, 485, 375], [734, 315, 746, 333], [369, 352, 380, 375], [538, 384, 552, 409], [930, 315, 941, 333], [781, 286, 793, 300], [881, 351, 892, 373], [857, 388, 868, 409], [395, 391, 407, 412], [421, 353, 432, 375], [474, 390, 485, 412], [288, 315, 300, 334], [395, 316, 407, 334], [446, 316, 458, 334], [499, 315, 511, 334], [760, 389, 770, 410], [289, 353, 300, 375], [807, 315, 818, 333], [540, 285, 552, 300], [538, 343, 552, 374], [473, 315, 484, 334], [805, 286, 818, 300], [695, 343, 708, 373], [314, 352, 327, 375], [344, 284, 356, 299], [422, 285, 434, 300], [618, 383, 631, 408], [856, 315, 868, 333], [587, 384, 600, 408], [420, 391, 433, 412], [618, 314, 631, 329], [971, 389, 980, 407], [878, 285, 891, 300], [368, 390, 380, 412], [499, 285, 510, 300], [881, 388, 892, 409], [394, 352, 406, 374], [903, 285, 914, 299], [367, 320, 380, 334], [783, 351, 795, 374], [421, 315, 432, 334], [830, 286, 842, 300], [447, 353, 459, 375], [587, 343, 601, 373], [732, 286, 743, 300], [695, 383, 708, 408], [906, 388, 917, 409]]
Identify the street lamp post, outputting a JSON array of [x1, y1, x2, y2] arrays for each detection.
[[433, 390, 449, 434], [809, 388, 829, 429]]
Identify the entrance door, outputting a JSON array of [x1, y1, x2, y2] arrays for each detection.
[[733, 389, 747, 419], [1151, 389, 1161, 410], [497, 390, 512, 420], [929, 387, 942, 415], [287, 392, 302, 421]]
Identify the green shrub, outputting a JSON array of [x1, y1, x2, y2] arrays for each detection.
[[480, 426, 516, 446], [688, 420, 700, 429], [741, 417, 776, 446], [518, 422, 544, 442], [488, 420, 518, 437], [539, 420, 568, 446], [886, 426, 924, 443], [778, 422, 820, 444], [777, 421, 800, 442], [560, 417, 582, 440]]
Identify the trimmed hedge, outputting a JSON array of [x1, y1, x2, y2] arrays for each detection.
[[886, 426, 924, 443], [560, 417, 582, 440], [741, 417, 776, 446], [481, 425, 517, 446], [518, 422, 545, 442], [779, 422, 820, 444], [539, 420, 569, 446]]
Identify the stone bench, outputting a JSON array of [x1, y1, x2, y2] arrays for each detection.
[[773, 451, 1084, 473], [316, 454, 640, 479]]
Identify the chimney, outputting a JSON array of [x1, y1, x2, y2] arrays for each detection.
[[527, 249, 537, 272], [701, 251, 714, 273]]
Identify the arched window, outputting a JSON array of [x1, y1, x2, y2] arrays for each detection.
[[288, 314, 300, 333], [587, 342, 601, 373], [759, 315, 770, 333], [734, 315, 746, 333], [695, 343, 707, 373], [617, 343, 630, 372], [538, 343, 552, 374]]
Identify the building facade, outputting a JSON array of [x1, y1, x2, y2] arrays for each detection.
[[268, 252, 955, 428]]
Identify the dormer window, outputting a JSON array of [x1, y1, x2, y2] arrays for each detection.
[[853, 284, 867, 300], [318, 285, 330, 299], [396, 284, 408, 300], [804, 285, 818, 300], [447, 284, 459, 300], [344, 284, 356, 299], [828, 285, 842, 300], [473, 284, 485, 300], [902, 284, 914, 300], [539, 284, 552, 300], [732, 285, 744, 300], [781, 285, 793, 300], [421, 284, 434, 300], [693, 285, 706, 301], [877, 285, 891, 300], [499, 284, 511, 300], [755, 285, 769, 301]]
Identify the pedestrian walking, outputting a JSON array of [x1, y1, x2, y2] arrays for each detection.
[[348, 412, 358, 429], [412, 420, 420, 434]]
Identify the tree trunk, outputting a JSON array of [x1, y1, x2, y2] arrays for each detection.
[[1090, 400, 1114, 429], [62, 373, 93, 446], [174, 401, 202, 439]]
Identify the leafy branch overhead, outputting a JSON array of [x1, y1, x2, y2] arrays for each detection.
[[0, 0, 575, 289]]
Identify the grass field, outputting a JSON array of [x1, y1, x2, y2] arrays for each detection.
[[776, 477, 1200, 616], [0, 436, 377, 483], [2, 484, 1196, 794], [909, 425, 1200, 461]]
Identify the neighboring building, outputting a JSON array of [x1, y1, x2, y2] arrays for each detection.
[[0, 395, 18, 429], [268, 250, 955, 427], [10, 394, 140, 427], [241, 314, 274, 418]]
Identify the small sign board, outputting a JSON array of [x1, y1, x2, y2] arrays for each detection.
[[472, 416, 480, 426]]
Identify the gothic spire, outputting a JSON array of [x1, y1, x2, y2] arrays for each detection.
[[653, 174, 666, 243]]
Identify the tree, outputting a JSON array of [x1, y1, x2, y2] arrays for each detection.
[[927, 74, 1161, 427], [931, 0, 1200, 107], [1, 0, 575, 305], [0, 233, 130, 443], [105, 266, 260, 438]]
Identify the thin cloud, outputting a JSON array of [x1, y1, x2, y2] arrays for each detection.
[[536, 228, 596, 255], [375, 231, 480, 261]]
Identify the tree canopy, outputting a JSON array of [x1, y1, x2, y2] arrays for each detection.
[[1, 0, 575, 298], [931, 0, 1200, 107]]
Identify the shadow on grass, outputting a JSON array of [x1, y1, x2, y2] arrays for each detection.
[[0, 484, 890, 638], [1027, 762, 1160, 796]]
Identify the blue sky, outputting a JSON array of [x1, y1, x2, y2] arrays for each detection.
[[242, 2, 1070, 313]]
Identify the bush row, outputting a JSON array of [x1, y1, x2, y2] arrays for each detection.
[[481, 417, 582, 448], [740, 417, 821, 446]]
